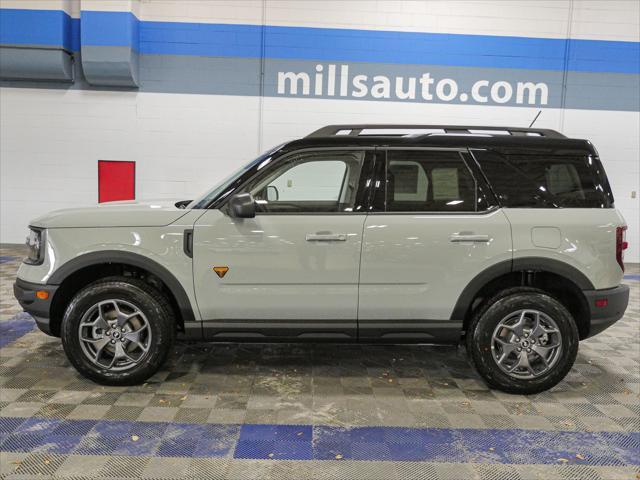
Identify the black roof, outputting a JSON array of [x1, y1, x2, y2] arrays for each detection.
[[283, 124, 595, 155]]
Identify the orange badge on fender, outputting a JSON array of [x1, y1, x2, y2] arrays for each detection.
[[213, 266, 229, 278]]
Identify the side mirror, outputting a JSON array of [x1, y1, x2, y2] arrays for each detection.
[[228, 193, 256, 218], [266, 185, 279, 201]]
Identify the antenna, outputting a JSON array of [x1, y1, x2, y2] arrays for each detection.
[[528, 110, 542, 128]]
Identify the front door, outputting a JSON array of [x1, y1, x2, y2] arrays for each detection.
[[192, 148, 373, 340], [358, 148, 512, 342]]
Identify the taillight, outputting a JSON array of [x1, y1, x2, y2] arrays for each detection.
[[616, 226, 628, 271]]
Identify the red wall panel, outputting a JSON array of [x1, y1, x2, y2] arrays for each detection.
[[98, 160, 135, 203]]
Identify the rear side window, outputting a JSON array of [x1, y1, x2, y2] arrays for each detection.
[[380, 150, 489, 212], [475, 151, 614, 208]]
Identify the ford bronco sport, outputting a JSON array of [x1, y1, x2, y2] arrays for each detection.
[[14, 125, 630, 394]]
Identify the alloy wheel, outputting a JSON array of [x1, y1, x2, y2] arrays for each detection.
[[78, 299, 152, 371], [490, 309, 562, 379]]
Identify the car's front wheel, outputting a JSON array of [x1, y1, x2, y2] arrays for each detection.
[[61, 277, 175, 385], [466, 288, 579, 394]]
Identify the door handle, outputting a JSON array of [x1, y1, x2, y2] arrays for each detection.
[[449, 234, 490, 243], [306, 233, 347, 242]]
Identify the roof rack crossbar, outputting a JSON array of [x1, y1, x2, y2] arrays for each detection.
[[307, 125, 566, 139]]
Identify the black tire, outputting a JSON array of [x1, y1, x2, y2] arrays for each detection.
[[466, 287, 579, 395], [61, 276, 175, 386]]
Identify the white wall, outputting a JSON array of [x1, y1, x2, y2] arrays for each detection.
[[1, 0, 638, 262]]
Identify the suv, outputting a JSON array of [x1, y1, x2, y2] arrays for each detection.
[[14, 125, 630, 394]]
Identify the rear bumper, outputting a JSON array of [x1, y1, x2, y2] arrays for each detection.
[[583, 284, 630, 338], [13, 278, 58, 336]]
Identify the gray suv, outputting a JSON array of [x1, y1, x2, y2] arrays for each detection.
[[14, 125, 630, 394]]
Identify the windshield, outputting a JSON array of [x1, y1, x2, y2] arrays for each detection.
[[189, 144, 285, 209]]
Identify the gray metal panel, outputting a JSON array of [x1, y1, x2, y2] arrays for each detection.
[[139, 54, 261, 96], [0, 46, 73, 82], [81, 45, 138, 87]]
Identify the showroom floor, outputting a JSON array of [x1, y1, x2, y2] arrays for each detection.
[[0, 245, 638, 479]]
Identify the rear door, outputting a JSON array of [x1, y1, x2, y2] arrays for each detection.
[[358, 148, 512, 342]]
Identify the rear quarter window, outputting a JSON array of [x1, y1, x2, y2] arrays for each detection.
[[475, 151, 614, 208]]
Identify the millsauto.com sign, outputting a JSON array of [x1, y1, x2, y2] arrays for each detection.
[[276, 63, 550, 107]]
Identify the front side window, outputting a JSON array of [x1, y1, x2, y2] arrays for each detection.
[[243, 151, 366, 213], [379, 150, 483, 212]]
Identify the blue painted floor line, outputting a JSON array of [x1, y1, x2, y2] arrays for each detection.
[[0, 313, 35, 348], [624, 274, 640, 281], [0, 417, 637, 465], [0, 255, 18, 264]]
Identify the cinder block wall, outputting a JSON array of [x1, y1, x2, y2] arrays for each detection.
[[1, 0, 638, 260]]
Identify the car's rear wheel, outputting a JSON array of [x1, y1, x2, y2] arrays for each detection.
[[466, 288, 579, 394], [61, 277, 175, 385]]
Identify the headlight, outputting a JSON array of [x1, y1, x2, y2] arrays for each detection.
[[24, 228, 44, 265]]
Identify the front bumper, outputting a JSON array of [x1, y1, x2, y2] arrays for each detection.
[[583, 284, 630, 338], [13, 278, 58, 336]]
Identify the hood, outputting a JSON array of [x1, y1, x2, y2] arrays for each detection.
[[30, 199, 192, 229]]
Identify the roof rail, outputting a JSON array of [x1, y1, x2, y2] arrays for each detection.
[[306, 124, 566, 139]]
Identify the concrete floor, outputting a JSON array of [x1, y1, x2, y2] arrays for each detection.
[[0, 244, 638, 479]]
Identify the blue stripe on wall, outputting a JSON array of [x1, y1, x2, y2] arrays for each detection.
[[69, 16, 80, 52], [81, 11, 139, 51], [0, 9, 78, 52], [140, 22, 263, 58], [256, 25, 639, 74], [1, 8, 639, 74], [0, 416, 637, 465]]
